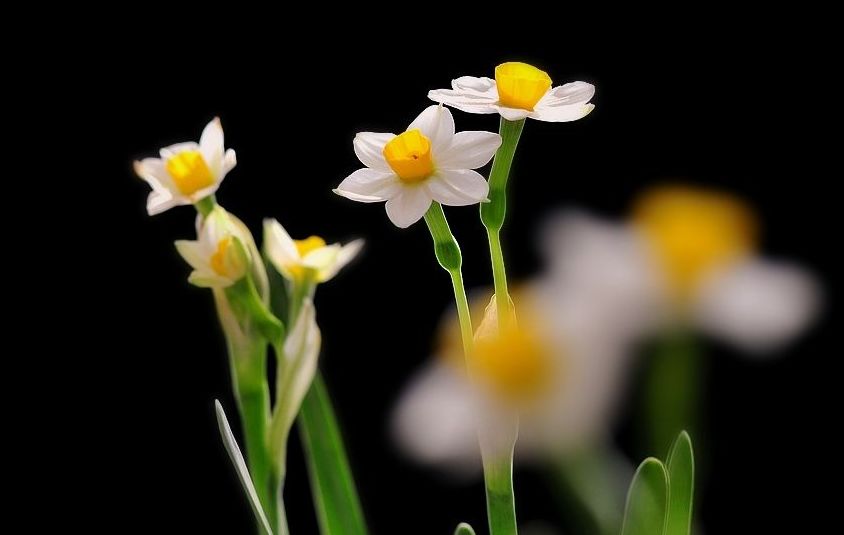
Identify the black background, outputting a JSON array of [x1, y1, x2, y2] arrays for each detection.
[[82, 32, 840, 533]]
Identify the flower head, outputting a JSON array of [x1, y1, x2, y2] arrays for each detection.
[[334, 105, 501, 228], [428, 62, 595, 122], [134, 117, 237, 215], [175, 206, 249, 288], [633, 185, 757, 301], [264, 219, 363, 283]]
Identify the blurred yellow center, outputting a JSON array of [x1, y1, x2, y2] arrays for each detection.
[[295, 236, 326, 257], [210, 237, 233, 276], [495, 62, 552, 110], [288, 236, 326, 279], [633, 185, 756, 300], [473, 327, 555, 404], [383, 130, 434, 183], [165, 150, 214, 195]]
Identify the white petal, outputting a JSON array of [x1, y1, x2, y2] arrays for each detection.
[[353, 132, 394, 171], [319, 239, 364, 282], [536, 82, 595, 108], [264, 218, 301, 279], [407, 105, 454, 153], [334, 168, 401, 202], [159, 141, 199, 160], [384, 187, 432, 228], [530, 103, 595, 123], [146, 190, 182, 215], [452, 76, 498, 96], [437, 131, 502, 170], [493, 106, 532, 121], [174, 240, 208, 271], [222, 148, 237, 175], [426, 170, 489, 206], [694, 259, 821, 354], [303, 245, 340, 271], [188, 271, 235, 288], [390, 363, 481, 474], [199, 117, 225, 176], [428, 89, 499, 115]]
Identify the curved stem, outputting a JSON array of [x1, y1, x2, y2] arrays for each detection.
[[480, 118, 525, 328]]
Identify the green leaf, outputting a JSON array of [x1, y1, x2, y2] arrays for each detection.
[[621, 458, 669, 535], [214, 400, 274, 535], [665, 431, 695, 535], [454, 522, 476, 535], [299, 374, 369, 535]]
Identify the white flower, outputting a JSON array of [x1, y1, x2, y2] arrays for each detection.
[[263, 218, 363, 282], [428, 62, 595, 122], [175, 207, 249, 288], [334, 105, 501, 228], [542, 194, 820, 354], [134, 117, 237, 215], [391, 285, 633, 472]]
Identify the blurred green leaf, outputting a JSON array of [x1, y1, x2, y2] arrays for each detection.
[[666, 431, 695, 535], [621, 457, 669, 535], [454, 522, 476, 535]]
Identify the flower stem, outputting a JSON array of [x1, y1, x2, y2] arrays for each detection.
[[424, 203, 473, 356], [480, 118, 525, 328], [230, 340, 277, 533], [484, 455, 518, 535], [195, 194, 218, 217]]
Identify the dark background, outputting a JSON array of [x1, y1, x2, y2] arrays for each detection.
[[83, 33, 839, 533]]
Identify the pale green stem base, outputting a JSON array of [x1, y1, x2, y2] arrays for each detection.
[[483, 455, 519, 535]]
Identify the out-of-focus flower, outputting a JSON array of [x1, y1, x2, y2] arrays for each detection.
[[134, 117, 237, 215], [428, 62, 595, 122], [392, 286, 633, 473], [542, 185, 820, 354], [263, 219, 363, 283], [175, 206, 249, 288], [334, 105, 501, 228]]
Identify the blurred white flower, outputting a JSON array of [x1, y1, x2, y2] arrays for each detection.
[[174, 206, 249, 288], [540, 186, 821, 354], [263, 219, 362, 283], [392, 285, 634, 472], [334, 105, 500, 228], [134, 117, 237, 215], [428, 62, 595, 122]]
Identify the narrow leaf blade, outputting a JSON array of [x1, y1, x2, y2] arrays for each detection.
[[621, 457, 669, 535], [454, 522, 476, 535], [299, 374, 369, 535], [215, 400, 274, 535], [666, 431, 695, 535]]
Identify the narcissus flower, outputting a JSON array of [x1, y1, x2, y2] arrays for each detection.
[[334, 105, 501, 228], [175, 207, 249, 288], [264, 219, 363, 283], [392, 286, 632, 472], [134, 117, 236, 215], [541, 190, 820, 354], [428, 62, 595, 122]]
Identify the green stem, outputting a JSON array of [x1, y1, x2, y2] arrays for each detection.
[[487, 230, 511, 327], [484, 455, 518, 535], [424, 203, 473, 355], [480, 118, 524, 328], [231, 343, 277, 533], [299, 373, 369, 535], [195, 194, 218, 217]]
